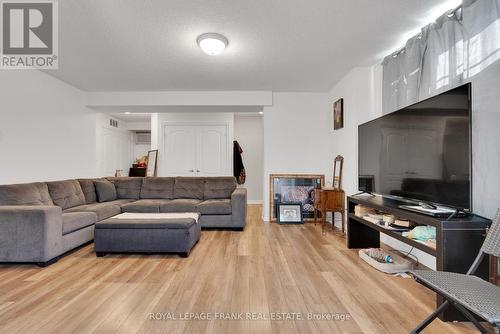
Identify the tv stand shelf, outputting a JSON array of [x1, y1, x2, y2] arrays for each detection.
[[346, 195, 491, 322], [347, 213, 437, 256]]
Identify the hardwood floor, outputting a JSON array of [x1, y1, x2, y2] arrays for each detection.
[[0, 205, 480, 334]]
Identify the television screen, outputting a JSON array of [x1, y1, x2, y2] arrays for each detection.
[[358, 83, 471, 209]]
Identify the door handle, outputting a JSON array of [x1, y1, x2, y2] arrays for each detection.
[[196, 169, 200, 172], [188, 169, 194, 172]]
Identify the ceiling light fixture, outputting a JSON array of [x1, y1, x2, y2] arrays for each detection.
[[197, 33, 228, 56]]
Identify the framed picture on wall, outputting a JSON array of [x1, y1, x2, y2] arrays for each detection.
[[333, 98, 344, 130], [146, 150, 158, 176]]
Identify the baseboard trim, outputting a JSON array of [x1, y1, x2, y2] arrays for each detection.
[[247, 200, 263, 205]]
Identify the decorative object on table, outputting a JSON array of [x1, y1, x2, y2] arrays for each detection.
[[146, 150, 158, 177], [354, 204, 374, 217], [333, 155, 344, 189], [233, 141, 246, 185], [134, 155, 148, 168], [393, 219, 411, 228], [382, 214, 395, 227], [270, 174, 324, 221], [403, 226, 436, 241], [333, 98, 344, 130], [277, 202, 303, 224], [359, 248, 414, 274], [314, 155, 346, 234], [114, 169, 124, 177]]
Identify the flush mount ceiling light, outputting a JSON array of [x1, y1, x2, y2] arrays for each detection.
[[197, 33, 228, 56]]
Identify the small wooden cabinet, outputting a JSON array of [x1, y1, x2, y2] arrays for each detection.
[[313, 188, 346, 233]]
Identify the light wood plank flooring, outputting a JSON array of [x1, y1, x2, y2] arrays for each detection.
[[0, 205, 479, 334]]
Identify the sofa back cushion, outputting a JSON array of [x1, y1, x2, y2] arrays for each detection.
[[0, 182, 54, 206], [204, 177, 237, 199], [174, 177, 205, 200], [106, 177, 143, 199], [140, 177, 175, 199], [94, 180, 117, 202], [78, 179, 98, 204], [47, 180, 86, 210]]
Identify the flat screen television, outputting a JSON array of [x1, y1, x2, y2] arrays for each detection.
[[358, 83, 471, 210]]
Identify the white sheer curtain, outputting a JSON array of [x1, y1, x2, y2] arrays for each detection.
[[382, 0, 500, 113]]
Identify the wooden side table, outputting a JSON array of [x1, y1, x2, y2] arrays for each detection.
[[313, 188, 346, 234]]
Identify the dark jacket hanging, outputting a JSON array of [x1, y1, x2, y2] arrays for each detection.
[[233, 140, 246, 185]]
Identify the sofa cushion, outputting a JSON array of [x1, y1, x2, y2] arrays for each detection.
[[62, 212, 97, 235], [94, 180, 117, 202], [78, 179, 98, 204], [173, 177, 204, 200], [121, 199, 173, 213], [47, 180, 86, 210], [204, 177, 237, 199], [65, 199, 132, 220], [160, 199, 201, 213], [107, 177, 143, 199], [140, 177, 175, 199], [0, 182, 53, 206], [196, 199, 232, 215]]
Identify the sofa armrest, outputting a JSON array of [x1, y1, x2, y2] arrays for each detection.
[[231, 188, 247, 228], [0, 205, 63, 263]]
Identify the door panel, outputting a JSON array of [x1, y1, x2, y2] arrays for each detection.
[[196, 126, 227, 175], [164, 126, 196, 176]]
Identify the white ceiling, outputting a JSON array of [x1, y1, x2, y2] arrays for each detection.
[[48, 0, 457, 92]]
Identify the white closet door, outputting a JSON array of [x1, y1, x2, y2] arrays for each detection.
[[164, 125, 197, 176], [163, 124, 229, 176], [196, 125, 228, 176]]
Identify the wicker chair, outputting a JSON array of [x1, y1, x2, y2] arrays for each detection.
[[410, 209, 500, 334]]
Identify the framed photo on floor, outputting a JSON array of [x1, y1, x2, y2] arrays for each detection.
[[146, 150, 158, 177], [277, 202, 303, 224], [269, 174, 324, 222]]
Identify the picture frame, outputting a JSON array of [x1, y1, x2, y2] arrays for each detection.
[[269, 174, 324, 222], [146, 150, 158, 177], [277, 202, 303, 224], [333, 98, 344, 130]]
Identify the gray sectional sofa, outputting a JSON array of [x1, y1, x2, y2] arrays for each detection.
[[0, 176, 246, 266]]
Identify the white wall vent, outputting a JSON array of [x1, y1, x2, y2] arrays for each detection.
[[135, 131, 151, 145], [109, 119, 119, 128]]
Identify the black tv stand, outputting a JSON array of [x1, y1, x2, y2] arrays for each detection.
[[346, 195, 491, 322]]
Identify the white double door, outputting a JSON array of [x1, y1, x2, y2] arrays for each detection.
[[163, 124, 230, 176]]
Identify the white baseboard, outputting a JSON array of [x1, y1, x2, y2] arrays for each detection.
[[247, 200, 263, 205]]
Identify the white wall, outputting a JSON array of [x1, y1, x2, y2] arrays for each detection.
[[95, 114, 133, 177], [262, 92, 331, 220], [234, 115, 264, 203], [0, 71, 97, 184], [151, 112, 234, 177]]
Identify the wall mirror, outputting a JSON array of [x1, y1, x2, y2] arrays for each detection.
[[146, 150, 158, 177], [333, 155, 344, 190]]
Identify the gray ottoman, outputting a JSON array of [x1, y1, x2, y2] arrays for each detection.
[[94, 213, 201, 258]]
